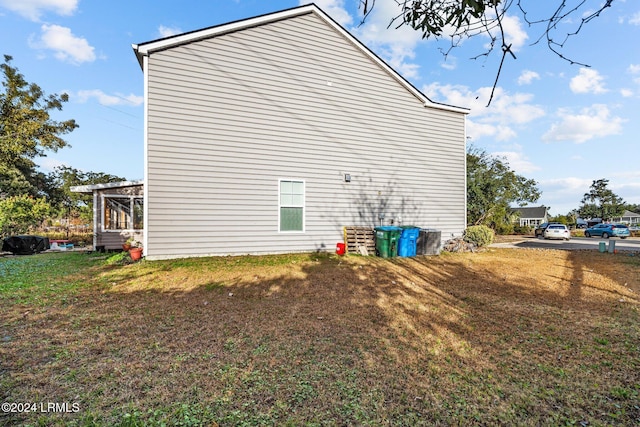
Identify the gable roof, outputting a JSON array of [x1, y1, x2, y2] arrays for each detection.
[[620, 210, 640, 218], [70, 180, 144, 194], [132, 3, 468, 115], [511, 206, 548, 219]]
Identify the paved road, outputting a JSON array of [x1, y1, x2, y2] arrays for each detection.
[[491, 236, 640, 252]]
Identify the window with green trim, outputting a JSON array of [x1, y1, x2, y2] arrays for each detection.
[[279, 180, 304, 232]]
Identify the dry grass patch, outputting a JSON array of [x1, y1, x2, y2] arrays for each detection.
[[1, 249, 639, 426]]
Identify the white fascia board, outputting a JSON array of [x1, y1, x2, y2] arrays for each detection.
[[70, 179, 144, 194], [133, 5, 318, 69]]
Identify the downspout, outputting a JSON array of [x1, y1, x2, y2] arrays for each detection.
[[93, 191, 98, 249], [142, 53, 149, 256]]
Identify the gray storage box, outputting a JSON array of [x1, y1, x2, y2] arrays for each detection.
[[417, 229, 441, 255]]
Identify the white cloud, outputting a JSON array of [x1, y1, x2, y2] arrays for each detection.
[[540, 177, 594, 196], [498, 14, 528, 52], [628, 64, 640, 74], [468, 121, 517, 141], [611, 173, 640, 205], [423, 82, 545, 141], [76, 89, 143, 106], [629, 12, 640, 25], [350, 0, 423, 79], [492, 151, 540, 174], [538, 177, 595, 214], [611, 170, 640, 185], [303, 0, 353, 26], [620, 88, 634, 97], [473, 12, 527, 55], [0, 0, 77, 21], [542, 177, 593, 192], [628, 64, 640, 87], [38, 157, 67, 172], [440, 56, 457, 71], [570, 68, 607, 94], [158, 25, 182, 38], [543, 174, 640, 209], [518, 70, 540, 85], [542, 104, 624, 143], [30, 24, 95, 64], [592, 173, 640, 206]]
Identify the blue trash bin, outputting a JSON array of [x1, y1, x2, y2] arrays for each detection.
[[398, 226, 419, 257]]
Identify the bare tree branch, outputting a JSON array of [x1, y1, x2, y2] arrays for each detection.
[[357, 0, 615, 106]]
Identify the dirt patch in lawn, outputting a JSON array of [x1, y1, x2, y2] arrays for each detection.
[[1, 249, 639, 425], [493, 234, 531, 243]]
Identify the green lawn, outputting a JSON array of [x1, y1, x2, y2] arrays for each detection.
[[1, 249, 639, 426]]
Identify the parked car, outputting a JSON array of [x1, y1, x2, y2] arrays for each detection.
[[535, 222, 562, 237], [543, 224, 571, 241], [584, 223, 630, 239]]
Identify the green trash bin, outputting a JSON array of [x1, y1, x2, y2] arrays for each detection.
[[375, 226, 402, 258]]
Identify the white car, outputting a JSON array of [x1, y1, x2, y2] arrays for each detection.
[[543, 224, 571, 241]]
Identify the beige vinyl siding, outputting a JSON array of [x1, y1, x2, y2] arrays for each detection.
[[144, 12, 465, 259]]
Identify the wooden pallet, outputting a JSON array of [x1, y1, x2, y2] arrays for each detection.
[[343, 226, 375, 255]]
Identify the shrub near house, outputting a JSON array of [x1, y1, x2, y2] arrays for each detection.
[[0, 195, 50, 237], [464, 225, 495, 247]]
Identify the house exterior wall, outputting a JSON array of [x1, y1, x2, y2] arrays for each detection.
[[614, 211, 640, 224], [519, 218, 545, 227], [512, 207, 548, 227], [143, 11, 466, 260], [94, 185, 144, 250]]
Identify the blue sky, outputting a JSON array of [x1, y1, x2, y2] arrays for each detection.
[[1, 0, 638, 216]]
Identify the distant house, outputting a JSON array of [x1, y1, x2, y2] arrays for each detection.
[[127, 4, 468, 260], [71, 181, 143, 250], [613, 210, 640, 225], [585, 218, 603, 227], [511, 206, 548, 227]]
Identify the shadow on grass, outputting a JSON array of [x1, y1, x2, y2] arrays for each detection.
[[1, 249, 639, 426]]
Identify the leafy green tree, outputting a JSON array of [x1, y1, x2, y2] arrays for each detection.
[[0, 158, 34, 197], [625, 204, 640, 214], [46, 166, 126, 226], [0, 55, 78, 197], [578, 179, 625, 220], [467, 147, 540, 231], [548, 214, 571, 225], [0, 194, 50, 236]]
